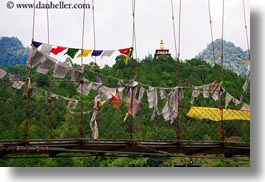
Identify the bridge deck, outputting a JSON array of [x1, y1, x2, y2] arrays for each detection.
[[0, 139, 250, 158]]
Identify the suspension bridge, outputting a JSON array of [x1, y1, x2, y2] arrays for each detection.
[[0, 0, 250, 163]]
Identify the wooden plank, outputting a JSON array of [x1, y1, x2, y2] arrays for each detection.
[[0, 139, 250, 158]]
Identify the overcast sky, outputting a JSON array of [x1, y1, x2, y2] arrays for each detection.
[[0, 0, 250, 66]]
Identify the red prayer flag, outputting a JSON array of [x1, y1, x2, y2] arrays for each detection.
[[119, 48, 130, 55], [128, 99, 139, 117], [50, 46, 67, 55], [108, 92, 122, 109]]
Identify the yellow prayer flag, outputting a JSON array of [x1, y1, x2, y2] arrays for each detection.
[[99, 100, 105, 107], [77, 49, 92, 58], [186, 106, 250, 121], [124, 112, 129, 122], [125, 47, 133, 65]]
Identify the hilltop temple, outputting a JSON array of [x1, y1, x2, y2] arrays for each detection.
[[154, 40, 171, 59]]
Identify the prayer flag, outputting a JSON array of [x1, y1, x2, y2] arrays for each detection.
[[91, 50, 103, 57], [50, 46, 67, 55], [77, 49, 93, 58], [119, 48, 130, 55], [32, 41, 43, 48], [101, 50, 115, 58], [40, 44, 52, 55], [64, 48, 80, 59], [0, 68, 7, 79], [187, 106, 250, 121], [125, 47, 133, 65], [108, 92, 122, 109]]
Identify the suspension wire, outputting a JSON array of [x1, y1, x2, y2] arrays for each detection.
[[91, 0, 97, 65], [31, 0, 36, 41], [0, 96, 87, 107], [129, 0, 135, 141], [132, 0, 137, 60], [221, 0, 225, 72], [131, 0, 143, 140], [1, 66, 213, 91], [242, 0, 250, 60], [130, 0, 135, 80], [47, 67, 54, 140], [220, 0, 225, 143], [132, 0, 138, 79], [25, 0, 37, 142], [238, 0, 250, 103], [79, 0, 87, 139], [176, 0, 182, 85], [45, 0, 53, 139], [46, 0, 50, 45], [170, 0, 178, 59], [207, 0, 216, 66], [91, 0, 101, 138], [177, 0, 182, 60], [175, 0, 182, 144]]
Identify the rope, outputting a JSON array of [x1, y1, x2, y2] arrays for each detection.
[[242, 0, 250, 60], [220, 0, 225, 143], [170, 0, 178, 58], [175, 0, 182, 143], [131, 0, 137, 58], [130, 0, 138, 141], [177, 0, 182, 59], [91, 0, 97, 64], [221, 0, 225, 72], [91, 0, 101, 138], [25, 0, 37, 141], [131, 0, 138, 79], [45, 0, 53, 139], [31, 0, 36, 41], [81, 0, 86, 52], [46, 0, 50, 44], [79, 0, 87, 139], [48, 61, 53, 140], [207, 0, 216, 66]]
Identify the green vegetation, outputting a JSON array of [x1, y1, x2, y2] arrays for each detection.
[[0, 37, 29, 67], [0, 49, 250, 166]]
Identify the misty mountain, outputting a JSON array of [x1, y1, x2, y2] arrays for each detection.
[[195, 39, 249, 75], [0, 36, 29, 67]]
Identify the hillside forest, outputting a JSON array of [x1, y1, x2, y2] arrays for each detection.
[[0, 37, 250, 167]]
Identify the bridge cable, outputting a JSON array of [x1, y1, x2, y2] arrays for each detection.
[[24, 0, 37, 142], [91, 0, 101, 138], [173, 0, 182, 144], [171, 0, 178, 59], [79, 0, 87, 139], [242, 0, 250, 60], [220, 0, 225, 143], [91, 0, 97, 65], [45, 0, 54, 140], [207, 0, 216, 66], [129, 0, 137, 141], [221, 0, 225, 72], [31, 0, 36, 42]]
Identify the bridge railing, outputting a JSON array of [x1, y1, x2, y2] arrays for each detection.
[[0, 77, 250, 144]]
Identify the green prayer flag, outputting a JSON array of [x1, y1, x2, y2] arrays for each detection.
[[64, 48, 80, 59]]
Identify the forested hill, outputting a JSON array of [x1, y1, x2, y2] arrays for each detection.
[[0, 37, 29, 67], [195, 39, 249, 75], [0, 54, 250, 167]]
